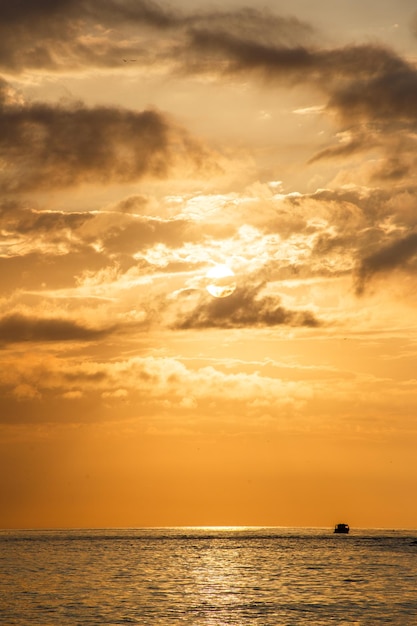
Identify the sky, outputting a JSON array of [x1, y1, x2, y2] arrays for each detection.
[[1, 0, 417, 530]]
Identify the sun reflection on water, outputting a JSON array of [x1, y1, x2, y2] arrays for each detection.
[[182, 528, 277, 624], [2, 528, 417, 625]]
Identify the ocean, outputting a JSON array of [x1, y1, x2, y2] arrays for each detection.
[[1, 527, 417, 625]]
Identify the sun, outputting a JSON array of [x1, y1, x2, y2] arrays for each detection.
[[205, 264, 237, 298]]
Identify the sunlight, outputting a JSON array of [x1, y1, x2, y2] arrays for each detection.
[[205, 264, 237, 298]]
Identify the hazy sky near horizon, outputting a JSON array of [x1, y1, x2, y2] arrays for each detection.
[[1, 0, 417, 529]]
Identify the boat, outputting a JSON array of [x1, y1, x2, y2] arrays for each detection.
[[334, 523, 349, 534]]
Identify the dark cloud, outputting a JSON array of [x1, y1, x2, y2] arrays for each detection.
[[1, 0, 406, 94], [2, 0, 176, 27], [327, 65, 417, 125], [1, 0, 76, 23], [188, 32, 417, 173], [0, 93, 213, 192], [0, 1, 314, 72], [174, 284, 319, 330], [0, 0, 178, 71], [0, 200, 94, 234], [180, 25, 417, 174], [184, 30, 312, 80], [86, 0, 177, 28], [188, 9, 314, 47], [184, 28, 411, 88], [3, 1, 417, 184], [3, 0, 416, 127], [0, 313, 115, 344], [355, 232, 417, 295]]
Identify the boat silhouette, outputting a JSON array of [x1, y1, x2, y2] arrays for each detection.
[[334, 523, 349, 534]]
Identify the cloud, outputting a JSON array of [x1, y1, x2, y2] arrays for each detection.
[[177, 23, 417, 180], [355, 231, 417, 295], [99, 215, 202, 256], [0, 0, 178, 72], [2, 348, 409, 432], [0, 89, 214, 192], [5, 1, 416, 129], [0, 352, 313, 425], [308, 132, 382, 164], [0, 313, 115, 344], [4, 181, 417, 306], [3, 33, 417, 306], [183, 26, 411, 88], [0, 2, 314, 72], [327, 63, 417, 125], [187, 31, 417, 178], [4, 2, 417, 189], [0, 200, 94, 236], [0, 248, 113, 296], [174, 283, 319, 329], [411, 11, 417, 38]]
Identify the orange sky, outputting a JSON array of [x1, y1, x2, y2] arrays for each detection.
[[1, 0, 417, 529]]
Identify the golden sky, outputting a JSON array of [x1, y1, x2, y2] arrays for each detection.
[[1, 0, 417, 529]]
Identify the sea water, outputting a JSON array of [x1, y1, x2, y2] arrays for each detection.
[[1, 527, 417, 625]]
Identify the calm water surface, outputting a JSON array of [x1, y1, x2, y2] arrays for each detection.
[[1, 527, 417, 625]]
